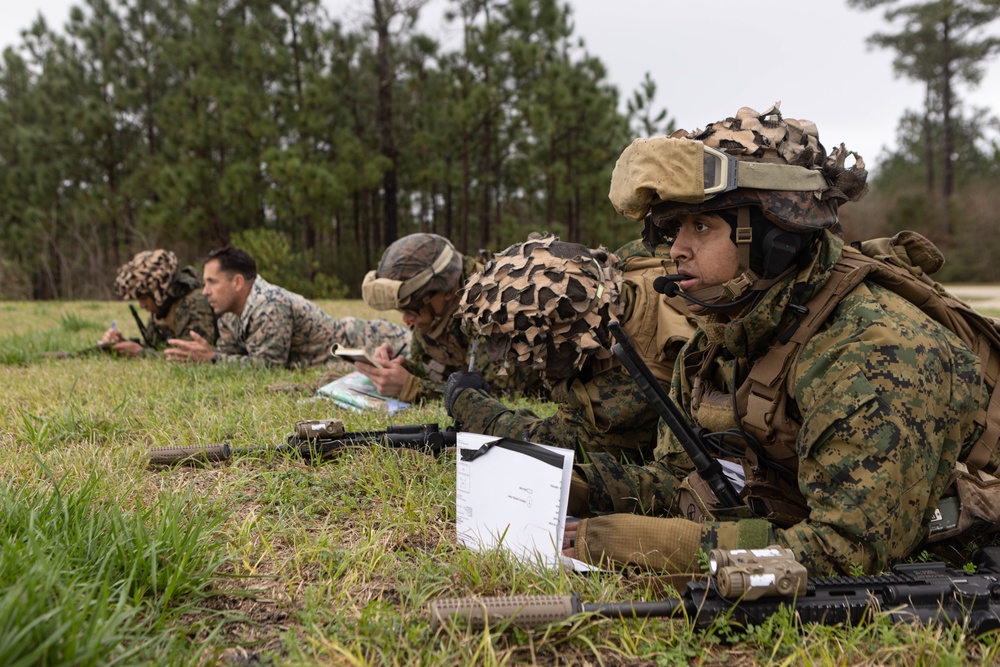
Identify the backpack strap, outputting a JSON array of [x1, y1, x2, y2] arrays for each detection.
[[742, 251, 875, 439], [744, 237, 1000, 477], [968, 338, 1000, 471]]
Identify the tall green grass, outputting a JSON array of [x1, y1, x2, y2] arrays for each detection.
[[0, 473, 229, 665]]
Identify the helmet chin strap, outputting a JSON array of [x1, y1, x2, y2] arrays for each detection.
[[424, 291, 461, 338]]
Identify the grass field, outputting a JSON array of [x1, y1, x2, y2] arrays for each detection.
[[3, 299, 1000, 666]]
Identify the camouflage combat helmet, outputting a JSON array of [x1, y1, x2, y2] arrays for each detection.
[[363, 233, 463, 311], [609, 103, 869, 307], [114, 249, 178, 307], [459, 234, 623, 382]]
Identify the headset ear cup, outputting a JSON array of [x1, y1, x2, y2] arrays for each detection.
[[761, 227, 809, 278]]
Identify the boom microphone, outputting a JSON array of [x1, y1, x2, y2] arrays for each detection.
[[652, 274, 684, 296], [652, 273, 757, 310]]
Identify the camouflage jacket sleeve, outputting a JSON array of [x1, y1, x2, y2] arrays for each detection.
[[574, 420, 694, 515], [397, 328, 440, 402], [451, 364, 660, 463], [402, 332, 545, 404], [408, 376, 445, 402], [402, 360, 513, 404], [236, 297, 295, 367], [214, 314, 247, 363]]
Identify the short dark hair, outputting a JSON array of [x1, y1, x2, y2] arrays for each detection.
[[205, 246, 257, 281]]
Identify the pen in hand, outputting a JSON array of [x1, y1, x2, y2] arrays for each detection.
[[391, 343, 408, 361], [104, 321, 118, 345]]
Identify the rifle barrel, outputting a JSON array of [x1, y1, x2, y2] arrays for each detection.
[[608, 321, 742, 508], [149, 424, 456, 466]]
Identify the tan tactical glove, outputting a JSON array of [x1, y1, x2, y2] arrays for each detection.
[[574, 515, 773, 574]]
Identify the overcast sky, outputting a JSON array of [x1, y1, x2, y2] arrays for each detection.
[[4, 0, 999, 168]]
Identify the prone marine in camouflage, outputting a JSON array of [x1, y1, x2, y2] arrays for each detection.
[[165, 246, 409, 369], [359, 233, 545, 403], [100, 249, 218, 357], [215, 276, 410, 369], [565, 103, 985, 576], [448, 233, 694, 463]]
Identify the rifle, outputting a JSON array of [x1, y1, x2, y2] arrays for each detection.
[[148, 419, 457, 466], [42, 340, 143, 359], [607, 320, 742, 509], [429, 545, 1000, 634], [129, 304, 155, 348], [72, 341, 119, 357]]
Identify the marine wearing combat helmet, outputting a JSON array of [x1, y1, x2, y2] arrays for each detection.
[[358, 233, 545, 402], [100, 249, 217, 357], [563, 103, 984, 576]]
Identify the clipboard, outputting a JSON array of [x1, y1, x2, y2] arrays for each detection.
[[455, 432, 591, 570]]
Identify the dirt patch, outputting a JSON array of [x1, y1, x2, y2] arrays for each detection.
[[947, 284, 1000, 312]]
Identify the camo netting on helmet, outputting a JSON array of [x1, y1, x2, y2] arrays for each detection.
[[114, 249, 178, 306], [459, 234, 624, 379], [612, 102, 869, 234]]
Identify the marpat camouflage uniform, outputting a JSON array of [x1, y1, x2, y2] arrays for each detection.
[[576, 231, 984, 574], [398, 254, 547, 403], [216, 276, 410, 369], [138, 266, 218, 354]]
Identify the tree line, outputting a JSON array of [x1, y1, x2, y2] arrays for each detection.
[[0, 0, 998, 300]]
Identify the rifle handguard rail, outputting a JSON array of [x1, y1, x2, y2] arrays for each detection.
[[149, 443, 232, 466]]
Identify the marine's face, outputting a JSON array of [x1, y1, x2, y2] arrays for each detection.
[[667, 212, 740, 312], [401, 291, 454, 331], [202, 259, 242, 315], [137, 294, 157, 313]]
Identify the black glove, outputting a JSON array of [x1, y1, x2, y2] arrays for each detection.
[[444, 371, 491, 417]]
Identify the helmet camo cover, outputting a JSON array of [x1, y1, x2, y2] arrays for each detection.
[[459, 234, 623, 379], [374, 233, 462, 307], [114, 249, 178, 306], [610, 102, 869, 236]]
